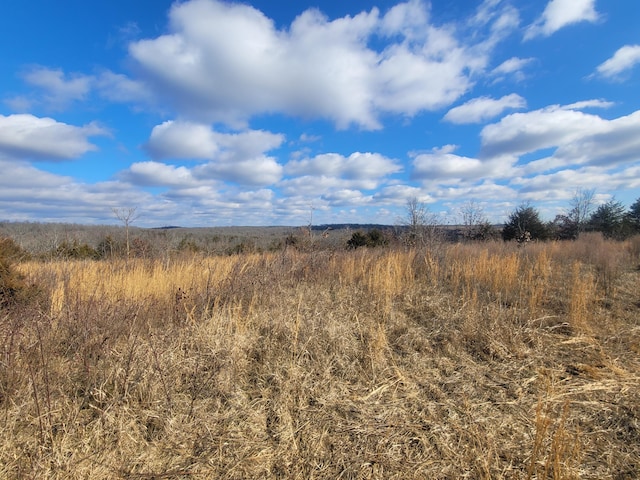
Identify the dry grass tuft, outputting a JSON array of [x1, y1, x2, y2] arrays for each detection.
[[1, 238, 638, 478]]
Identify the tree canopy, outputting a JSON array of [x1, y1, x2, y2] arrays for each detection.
[[502, 204, 549, 241], [588, 200, 627, 239]]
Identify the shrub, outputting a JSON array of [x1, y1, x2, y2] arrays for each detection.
[[347, 231, 368, 249], [97, 235, 123, 259], [347, 229, 388, 249], [366, 228, 388, 247], [177, 236, 200, 253], [54, 240, 99, 260], [131, 237, 154, 258], [227, 241, 258, 255], [0, 237, 30, 308]]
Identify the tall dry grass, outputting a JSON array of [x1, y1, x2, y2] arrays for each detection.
[[1, 235, 638, 478]]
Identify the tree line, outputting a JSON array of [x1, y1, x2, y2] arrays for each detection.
[[502, 191, 640, 242], [346, 192, 640, 249]]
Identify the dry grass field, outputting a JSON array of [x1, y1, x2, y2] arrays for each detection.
[[1, 233, 639, 478]]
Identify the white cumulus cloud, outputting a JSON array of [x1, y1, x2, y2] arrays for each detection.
[[145, 120, 285, 161], [127, 0, 511, 129], [478, 104, 640, 192], [0, 114, 107, 161], [490, 57, 535, 82], [444, 94, 526, 124], [480, 103, 610, 161], [194, 155, 283, 186], [121, 161, 197, 187], [21, 66, 92, 109], [525, 0, 599, 40], [279, 151, 401, 199], [145, 121, 223, 160], [411, 145, 507, 184], [285, 152, 401, 180], [141, 121, 285, 186], [595, 44, 640, 79]]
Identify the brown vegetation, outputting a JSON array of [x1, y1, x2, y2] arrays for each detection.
[[1, 233, 639, 478]]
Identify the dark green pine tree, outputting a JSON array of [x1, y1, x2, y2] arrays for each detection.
[[502, 204, 550, 241], [626, 197, 640, 233], [588, 200, 627, 239]]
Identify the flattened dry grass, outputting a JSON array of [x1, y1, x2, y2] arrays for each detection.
[[2, 235, 639, 478]]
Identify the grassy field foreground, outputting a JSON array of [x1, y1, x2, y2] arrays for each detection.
[[1, 234, 639, 478]]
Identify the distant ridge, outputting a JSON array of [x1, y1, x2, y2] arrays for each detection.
[[311, 224, 393, 231]]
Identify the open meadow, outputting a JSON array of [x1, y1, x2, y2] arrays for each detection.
[[1, 232, 639, 478]]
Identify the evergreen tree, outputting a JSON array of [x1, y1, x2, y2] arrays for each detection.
[[502, 204, 549, 241], [588, 200, 627, 239], [626, 197, 640, 233]]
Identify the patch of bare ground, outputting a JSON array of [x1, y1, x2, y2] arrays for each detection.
[[1, 234, 638, 478]]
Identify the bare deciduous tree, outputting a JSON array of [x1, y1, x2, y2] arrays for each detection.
[[459, 200, 493, 241], [569, 188, 596, 234], [554, 188, 596, 239], [113, 207, 139, 260], [399, 197, 441, 247]]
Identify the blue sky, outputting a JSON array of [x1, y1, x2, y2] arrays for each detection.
[[1, 0, 639, 227]]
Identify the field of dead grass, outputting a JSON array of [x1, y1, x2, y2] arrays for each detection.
[[1, 234, 639, 478]]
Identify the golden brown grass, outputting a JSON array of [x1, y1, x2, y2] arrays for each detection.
[[1, 234, 639, 478]]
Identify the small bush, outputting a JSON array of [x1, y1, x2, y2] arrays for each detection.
[[131, 237, 154, 258], [97, 235, 123, 259], [285, 234, 299, 247], [347, 229, 389, 249], [54, 240, 99, 260], [227, 241, 259, 255], [366, 228, 388, 247], [347, 231, 369, 249], [0, 237, 31, 308], [177, 236, 200, 253]]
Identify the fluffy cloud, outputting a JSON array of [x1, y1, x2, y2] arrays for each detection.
[[595, 45, 640, 79], [535, 110, 640, 168], [412, 101, 640, 201], [120, 161, 197, 187], [0, 159, 70, 190], [21, 66, 92, 109], [444, 94, 525, 124], [7, 66, 154, 112], [411, 145, 505, 184], [372, 185, 433, 205], [435, 181, 517, 204], [0, 114, 107, 160], [95, 71, 154, 104], [511, 167, 637, 201], [490, 57, 534, 82], [279, 152, 401, 201], [285, 152, 401, 180], [320, 189, 370, 207], [525, 0, 598, 40], [480, 103, 611, 161], [468, 0, 520, 53], [477, 104, 640, 198], [145, 121, 222, 160], [140, 121, 285, 186], [0, 158, 155, 223], [194, 155, 283, 185], [127, 0, 511, 129], [145, 120, 284, 161], [130, 126, 403, 212]]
